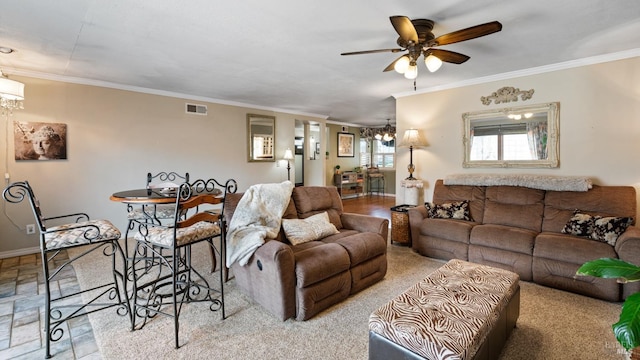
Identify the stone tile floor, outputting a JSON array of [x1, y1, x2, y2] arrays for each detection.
[[0, 252, 101, 359]]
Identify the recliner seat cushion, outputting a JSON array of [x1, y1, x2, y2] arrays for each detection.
[[323, 232, 387, 267], [294, 243, 350, 287], [470, 224, 536, 255], [420, 218, 477, 243], [534, 232, 617, 263]]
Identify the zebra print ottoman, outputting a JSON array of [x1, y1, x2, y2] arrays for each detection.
[[369, 259, 520, 360]]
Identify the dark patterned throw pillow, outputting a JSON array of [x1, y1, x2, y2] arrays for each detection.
[[425, 200, 472, 221], [590, 216, 634, 246], [561, 210, 595, 237]]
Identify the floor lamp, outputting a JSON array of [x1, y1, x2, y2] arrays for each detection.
[[399, 129, 427, 180], [283, 148, 294, 181]]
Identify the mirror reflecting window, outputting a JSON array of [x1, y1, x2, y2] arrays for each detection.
[[462, 102, 559, 168], [247, 114, 276, 162]]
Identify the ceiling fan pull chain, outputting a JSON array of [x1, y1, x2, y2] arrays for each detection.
[[413, 79, 416, 91]]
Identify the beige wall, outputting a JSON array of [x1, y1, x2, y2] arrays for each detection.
[[395, 57, 640, 218], [0, 77, 325, 255]]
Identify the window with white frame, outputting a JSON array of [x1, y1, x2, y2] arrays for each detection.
[[470, 123, 537, 161], [359, 138, 395, 169]]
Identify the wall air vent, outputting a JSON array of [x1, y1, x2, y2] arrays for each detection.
[[185, 103, 208, 115]]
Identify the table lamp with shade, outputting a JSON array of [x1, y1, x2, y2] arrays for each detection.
[[399, 129, 427, 180], [283, 148, 294, 181]]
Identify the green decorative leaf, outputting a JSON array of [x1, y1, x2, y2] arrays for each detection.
[[613, 292, 640, 351], [576, 258, 640, 283]]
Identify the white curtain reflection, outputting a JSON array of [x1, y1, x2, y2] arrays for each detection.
[[526, 122, 547, 160]]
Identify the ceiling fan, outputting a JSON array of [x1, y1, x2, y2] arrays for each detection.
[[341, 16, 502, 81]]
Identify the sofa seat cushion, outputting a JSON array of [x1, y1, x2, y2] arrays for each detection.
[[294, 243, 350, 288], [323, 232, 387, 267], [534, 232, 617, 264], [470, 224, 536, 255], [321, 229, 359, 242], [420, 218, 477, 243]]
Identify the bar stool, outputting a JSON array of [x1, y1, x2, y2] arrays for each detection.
[[2, 181, 129, 359], [368, 167, 385, 196], [130, 178, 236, 349]]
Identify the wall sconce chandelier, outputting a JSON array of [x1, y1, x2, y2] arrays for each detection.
[[375, 119, 396, 141], [0, 70, 24, 115], [360, 119, 396, 143]]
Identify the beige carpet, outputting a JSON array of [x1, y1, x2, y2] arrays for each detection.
[[70, 240, 629, 360]]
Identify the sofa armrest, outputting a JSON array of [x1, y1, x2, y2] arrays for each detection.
[[614, 226, 640, 299], [340, 213, 389, 242], [231, 239, 297, 320], [408, 207, 428, 249], [615, 226, 640, 263]]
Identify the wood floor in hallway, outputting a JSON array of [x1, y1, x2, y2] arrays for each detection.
[[341, 194, 396, 221]]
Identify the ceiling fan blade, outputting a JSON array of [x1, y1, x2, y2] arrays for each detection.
[[341, 48, 402, 56], [427, 49, 470, 64], [383, 54, 408, 72], [390, 16, 418, 43], [431, 21, 502, 46]]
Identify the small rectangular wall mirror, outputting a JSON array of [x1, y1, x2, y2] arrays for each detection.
[[462, 102, 559, 168], [247, 114, 276, 162]]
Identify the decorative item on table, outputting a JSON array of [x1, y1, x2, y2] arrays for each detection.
[[334, 165, 341, 174], [399, 129, 427, 180]]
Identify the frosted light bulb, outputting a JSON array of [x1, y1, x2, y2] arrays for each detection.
[[404, 64, 418, 79], [425, 55, 443, 72], [394, 56, 410, 74]]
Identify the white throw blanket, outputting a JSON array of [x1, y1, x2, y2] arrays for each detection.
[[444, 173, 592, 192], [226, 181, 294, 267]]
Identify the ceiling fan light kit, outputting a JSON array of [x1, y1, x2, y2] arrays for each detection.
[[404, 63, 418, 79], [342, 15, 502, 85], [425, 54, 443, 72]]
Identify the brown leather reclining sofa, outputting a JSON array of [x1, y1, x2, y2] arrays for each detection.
[[224, 186, 389, 321], [408, 179, 640, 302]]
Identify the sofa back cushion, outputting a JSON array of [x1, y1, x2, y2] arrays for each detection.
[[482, 186, 545, 232], [433, 179, 486, 222], [542, 185, 636, 233], [292, 186, 344, 229]]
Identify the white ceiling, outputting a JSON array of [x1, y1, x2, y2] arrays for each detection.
[[1, 0, 639, 126]]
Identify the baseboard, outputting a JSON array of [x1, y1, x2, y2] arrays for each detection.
[[0, 246, 40, 259]]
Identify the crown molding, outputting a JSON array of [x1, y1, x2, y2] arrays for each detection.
[[4, 69, 329, 120], [393, 48, 640, 99]]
